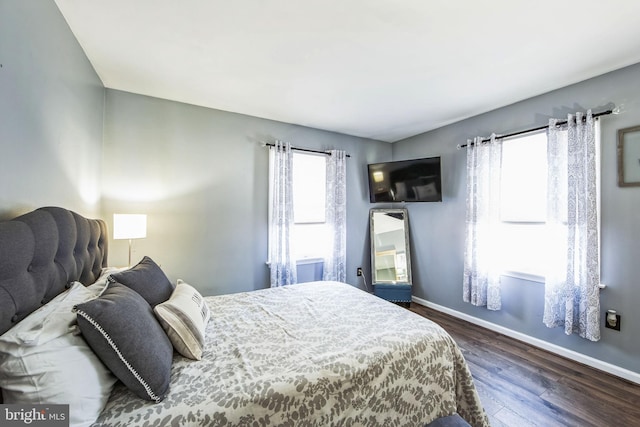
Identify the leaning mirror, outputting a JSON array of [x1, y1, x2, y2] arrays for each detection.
[[369, 208, 412, 303]]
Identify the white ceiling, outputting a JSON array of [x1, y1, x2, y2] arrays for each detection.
[[54, 0, 640, 143]]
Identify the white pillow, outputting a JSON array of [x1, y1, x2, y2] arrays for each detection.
[[91, 266, 129, 291], [153, 280, 210, 360], [0, 282, 117, 427]]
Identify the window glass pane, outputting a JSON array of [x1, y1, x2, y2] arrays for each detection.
[[292, 152, 326, 223], [292, 223, 330, 260], [498, 222, 547, 277], [500, 132, 547, 222]]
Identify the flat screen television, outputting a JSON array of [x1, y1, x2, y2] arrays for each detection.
[[367, 157, 442, 203]]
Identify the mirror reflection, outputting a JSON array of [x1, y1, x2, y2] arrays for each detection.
[[370, 209, 411, 285]]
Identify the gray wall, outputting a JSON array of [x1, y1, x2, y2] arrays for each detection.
[[0, 1, 104, 219], [392, 63, 640, 374], [102, 89, 391, 295]]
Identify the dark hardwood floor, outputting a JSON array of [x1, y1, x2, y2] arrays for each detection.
[[409, 303, 640, 427]]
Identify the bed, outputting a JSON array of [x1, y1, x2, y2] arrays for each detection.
[[0, 207, 489, 427]]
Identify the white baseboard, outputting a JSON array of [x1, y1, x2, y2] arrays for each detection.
[[412, 296, 640, 385]]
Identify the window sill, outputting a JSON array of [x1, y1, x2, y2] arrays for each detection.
[[501, 271, 607, 290], [501, 270, 545, 283], [296, 257, 324, 265], [265, 257, 325, 266]]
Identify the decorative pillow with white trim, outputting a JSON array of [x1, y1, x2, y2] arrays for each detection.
[[74, 281, 173, 402], [154, 280, 211, 360], [0, 282, 117, 427]]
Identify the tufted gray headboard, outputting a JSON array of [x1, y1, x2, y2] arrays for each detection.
[[0, 207, 108, 335]]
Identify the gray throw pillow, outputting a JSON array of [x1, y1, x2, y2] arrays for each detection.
[[74, 281, 173, 402], [109, 256, 174, 307]]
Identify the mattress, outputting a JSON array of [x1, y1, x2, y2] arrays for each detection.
[[93, 281, 488, 427]]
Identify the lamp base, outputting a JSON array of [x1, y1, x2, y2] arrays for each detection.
[[128, 239, 133, 267]]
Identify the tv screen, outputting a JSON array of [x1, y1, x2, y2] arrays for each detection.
[[368, 157, 442, 202]]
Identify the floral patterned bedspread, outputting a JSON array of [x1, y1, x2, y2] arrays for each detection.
[[93, 281, 489, 427]]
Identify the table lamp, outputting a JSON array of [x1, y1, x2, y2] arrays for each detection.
[[113, 213, 147, 266]]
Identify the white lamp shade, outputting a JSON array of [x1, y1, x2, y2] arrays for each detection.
[[113, 214, 147, 240]]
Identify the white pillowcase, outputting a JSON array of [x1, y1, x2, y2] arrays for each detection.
[[92, 266, 129, 291], [154, 280, 210, 360], [0, 282, 117, 427]]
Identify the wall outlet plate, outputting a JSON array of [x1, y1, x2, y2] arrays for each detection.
[[605, 313, 621, 331]]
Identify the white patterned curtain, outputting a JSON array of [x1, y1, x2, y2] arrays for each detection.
[[544, 110, 600, 341], [463, 134, 502, 310], [323, 150, 347, 282], [268, 141, 297, 287]]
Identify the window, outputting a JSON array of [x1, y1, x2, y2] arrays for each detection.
[[497, 123, 601, 281], [291, 152, 329, 260], [268, 150, 329, 262], [292, 152, 325, 223], [498, 131, 548, 280]]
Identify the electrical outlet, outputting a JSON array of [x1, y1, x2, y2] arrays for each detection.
[[605, 310, 621, 331], [357, 267, 363, 276]]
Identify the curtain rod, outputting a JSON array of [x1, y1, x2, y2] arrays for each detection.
[[264, 142, 351, 157], [457, 109, 615, 149]]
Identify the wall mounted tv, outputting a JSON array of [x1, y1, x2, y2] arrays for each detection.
[[367, 156, 442, 203]]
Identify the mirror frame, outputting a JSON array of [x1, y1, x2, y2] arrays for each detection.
[[369, 208, 412, 286]]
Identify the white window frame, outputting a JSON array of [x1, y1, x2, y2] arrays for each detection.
[[268, 150, 329, 262], [497, 121, 601, 283], [291, 151, 329, 261]]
